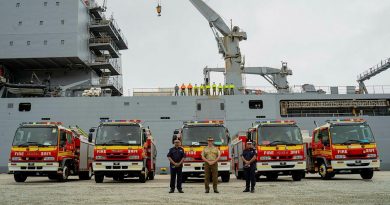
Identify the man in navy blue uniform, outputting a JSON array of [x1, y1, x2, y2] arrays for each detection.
[[167, 139, 186, 193], [241, 141, 257, 193]]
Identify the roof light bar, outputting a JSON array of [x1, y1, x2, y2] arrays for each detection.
[[184, 120, 224, 124], [22, 122, 63, 125], [101, 119, 142, 123], [254, 120, 296, 124]]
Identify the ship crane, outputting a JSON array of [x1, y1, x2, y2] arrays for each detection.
[[189, 0, 292, 94], [357, 57, 390, 94]]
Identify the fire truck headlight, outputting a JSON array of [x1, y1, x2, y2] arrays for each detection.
[[335, 155, 347, 159], [292, 155, 303, 160], [219, 156, 228, 161], [43, 157, 55, 161], [260, 156, 271, 161], [96, 156, 106, 160], [367, 154, 377, 158], [129, 155, 140, 160], [11, 157, 22, 161]]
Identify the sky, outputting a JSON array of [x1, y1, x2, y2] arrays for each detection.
[[101, 0, 390, 95]]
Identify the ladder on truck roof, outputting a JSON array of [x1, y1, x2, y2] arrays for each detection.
[[70, 125, 88, 139]]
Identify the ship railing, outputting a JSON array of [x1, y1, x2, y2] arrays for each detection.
[[90, 18, 128, 48], [244, 85, 390, 95], [92, 76, 123, 92], [92, 55, 122, 73], [89, 37, 119, 52], [132, 88, 174, 96]]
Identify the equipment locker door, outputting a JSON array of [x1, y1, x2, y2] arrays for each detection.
[[195, 98, 226, 120]]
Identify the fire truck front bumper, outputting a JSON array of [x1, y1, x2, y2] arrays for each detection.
[[8, 162, 60, 172], [93, 161, 144, 172], [256, 160, 306, 171], [182, 161, 231, 173], [331, 159, 380, 170]]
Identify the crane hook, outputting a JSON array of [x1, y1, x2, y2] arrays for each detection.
[[156, 2, 162, 17]]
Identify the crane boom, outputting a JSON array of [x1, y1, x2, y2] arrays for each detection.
[[189, 0, 231, 36]]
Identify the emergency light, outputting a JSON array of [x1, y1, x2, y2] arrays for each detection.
[[101, 119, 142, 123]]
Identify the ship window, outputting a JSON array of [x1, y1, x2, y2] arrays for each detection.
[[124, 102, 130, 106], [56, 2, 60, 6], [100, 117, 109, 121], [61, 40, 65, 45], [41, 118, 50, 121], [40, 21, 44, 25], [27, 41, 30, 46], [197, 103, 201, 111], [9, 41, 14, 46], [44, 40, 48, 45], [8, 103, 14, 109], [44, 2, 48, 6], [19, 103, 31, 112], [171, 101, 177, 105], [61, 19, 65, 25], [256, 116, 266, 119], [220, 103, 225, 110], [249, 100, 263, 109], [18, 21, 22, 26], [16, 3, 21, 7], [161, 117, 170, 120]]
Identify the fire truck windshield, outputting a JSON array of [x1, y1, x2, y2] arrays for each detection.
[[258, 125, 303, 145], [182, 126, 227, 146], [12, 127, 58, 147], [96, 125, 141, 145], [330, 124, 375, 144]]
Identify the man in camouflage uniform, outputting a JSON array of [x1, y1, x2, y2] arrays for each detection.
[[201, 137, 221, 193]]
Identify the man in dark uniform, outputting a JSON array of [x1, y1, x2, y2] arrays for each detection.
[[241, 141, 257, 193], [167, 139, 186, 193]]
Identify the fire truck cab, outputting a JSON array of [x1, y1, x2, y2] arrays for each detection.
[[8, 122, 94, 182], [90, 120, 157, 183], [307, 118, 380, 180], [232, 120, 305, 181], [175, 120, 231, 182]]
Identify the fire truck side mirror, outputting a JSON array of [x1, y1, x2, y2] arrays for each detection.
[[88, 133, 93, 143], [89, 128, 95, 133]]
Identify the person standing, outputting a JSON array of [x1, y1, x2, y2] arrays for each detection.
[[206, 83, 211, 96], [201, 137, 221, 193], [212, 82, 217, 96], [230, 83, 235, 95], [187, 83, 193, 96], [174, 84, 179, 96], [218, 83, 223, 95], [167, 139, 186, 193], [224, 84, 229, 95], [199, 84, 204, 96], [180, 83, 186, 96], [241, 141, 257, 193], [194, 84, 199, 96]]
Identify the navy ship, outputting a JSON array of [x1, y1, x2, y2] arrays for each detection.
[[0, 0, 389, 173]]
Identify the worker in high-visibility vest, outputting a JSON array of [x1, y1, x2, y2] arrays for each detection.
[[218, 83, 223, 95], [181, 83, 186, 96], [206, 83, 211, 96], [194, 84, 199, 96], [230, 83, 235, 95], [224, 84, 229, 95], [188, 83, 193, 96], [212, 82, 217, 96], [200, 84, 204, 96]]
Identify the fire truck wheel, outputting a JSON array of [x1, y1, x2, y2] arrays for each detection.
[[58, 165, 70, 182], [14, 173, 27, 182], [292, 171, 303, 181], [221, 173, 230, 182], [94, 174, 104, 183], [319, 162, 333, 180], [266, 173, 278, 181], [139, 174, 146, 183], [360, 169, 374, 179]]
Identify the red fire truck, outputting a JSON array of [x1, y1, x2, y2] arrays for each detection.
[[90, 120, 157, 183], [175, 120, 231, 182], [232, 120, 305, 181], [306, 118, 380, 179], [8, 122, 94, 182]]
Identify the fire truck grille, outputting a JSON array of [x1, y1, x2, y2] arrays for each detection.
[[346, 154, 367, 158], [22, 157, 43, 161], [271, 156, 293, 160], [347, 163, 370, 167], [106, 153, 128, 159]]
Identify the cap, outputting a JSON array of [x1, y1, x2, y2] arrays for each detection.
[[207, 137, 214, 141]]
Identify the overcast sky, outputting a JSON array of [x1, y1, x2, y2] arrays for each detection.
[[102, 0, 390, 95]]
